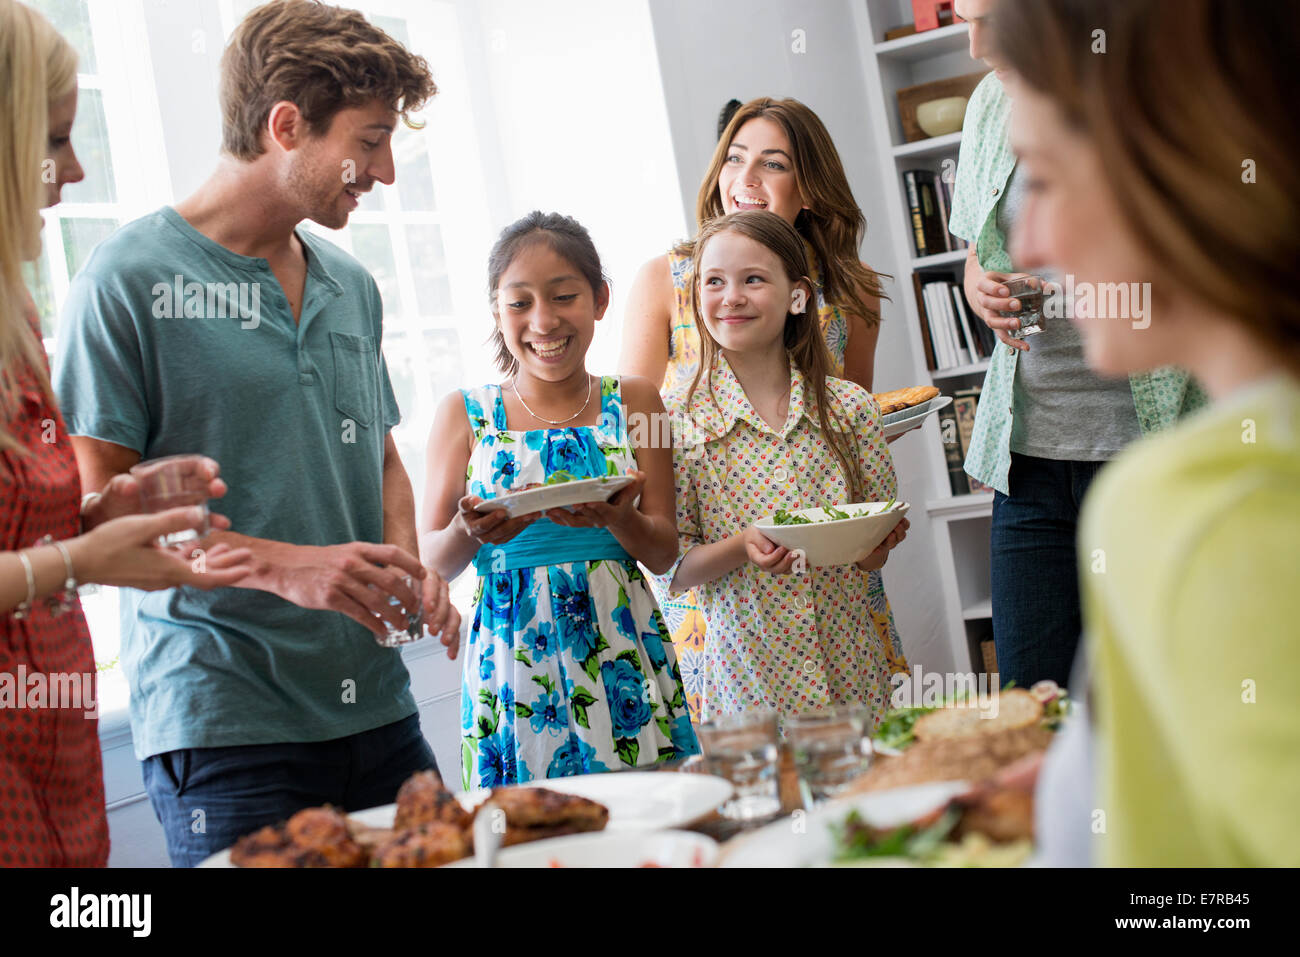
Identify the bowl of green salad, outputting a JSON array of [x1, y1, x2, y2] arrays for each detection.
[[753, 500, 909, 568]]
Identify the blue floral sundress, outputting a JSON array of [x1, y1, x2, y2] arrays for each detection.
[[459, 376, 700, 788]]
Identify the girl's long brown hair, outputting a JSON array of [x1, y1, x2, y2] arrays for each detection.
[[687, 211, 866, 504], [993, 0, 1300, 372], [678, 97, 889, 330]]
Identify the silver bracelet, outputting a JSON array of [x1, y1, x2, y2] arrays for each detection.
[[14, 550, 35, 620], [39, 536, 78, 616]]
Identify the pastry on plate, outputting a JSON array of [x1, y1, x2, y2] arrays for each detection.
[[912, 688, 1042, 741], [872, 385, 940, 415]]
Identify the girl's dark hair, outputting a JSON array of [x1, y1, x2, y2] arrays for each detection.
[[688, 211, 866, 503], [486, 211, 608, 376], [716, 98, 743, 141]]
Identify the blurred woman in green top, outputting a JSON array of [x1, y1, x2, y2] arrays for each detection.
[[994, 0, 1299, 865]]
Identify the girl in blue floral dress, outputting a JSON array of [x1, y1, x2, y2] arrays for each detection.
[[420, 212, 699, 788]]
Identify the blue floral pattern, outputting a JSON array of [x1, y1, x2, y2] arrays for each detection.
[[458, 378, 699, 788]]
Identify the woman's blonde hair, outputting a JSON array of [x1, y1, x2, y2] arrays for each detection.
[[687, 211, 865, 504], [993, 0, 1300, 371], [0, 0, 77, 452], [679, 97, 889, 331]]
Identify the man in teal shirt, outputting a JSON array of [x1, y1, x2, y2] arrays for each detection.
[[53, 1, 459, 866]]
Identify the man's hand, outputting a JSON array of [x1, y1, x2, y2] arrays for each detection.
[[742, 525, 800, 575], [268, 541, 427, 639], [419, 568, 461, 660]]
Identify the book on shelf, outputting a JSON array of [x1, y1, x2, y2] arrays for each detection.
[[952, 386, 992, 495], [903, 169, 968, 258], [935, 384, 991, 497], [910, 271, 938, 369], [936, 393, 968, 497], [913, 274, 999, 372]]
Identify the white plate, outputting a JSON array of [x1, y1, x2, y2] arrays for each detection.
[[881, 395, 952, 438], [474, 475, 636, 518], [443, 829, 718, 868], [754, 502, 910, 568], [200, 771, 734, 867], [719, 781, 971, 868]]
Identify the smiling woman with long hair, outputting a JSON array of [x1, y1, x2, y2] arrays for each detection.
[[992, 0, 1300, 865]]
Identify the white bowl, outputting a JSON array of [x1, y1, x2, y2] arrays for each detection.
[[754, 502, 909, 568], [916, 96, 968, 137]]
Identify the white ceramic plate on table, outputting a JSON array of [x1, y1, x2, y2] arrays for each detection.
[[718, 781, 971, 867], [443, 829, 718, 868], [754, 502, 910, 568], [201, 771, 734, 867], [881, 395, 951, 438], [474, 475, 636, 518]]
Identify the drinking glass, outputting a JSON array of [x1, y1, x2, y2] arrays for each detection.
[[783, 706, 873, 806], [1000, 275, 1045, 339], [129, 454, 211, 546], [374, 574, 424, 648], [695, 709, 782, 822]]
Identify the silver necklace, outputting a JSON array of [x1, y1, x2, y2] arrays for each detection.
[[512, 374, 593, 426]]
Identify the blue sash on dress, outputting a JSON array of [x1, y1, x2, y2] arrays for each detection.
[[473, 518, 632, 575]]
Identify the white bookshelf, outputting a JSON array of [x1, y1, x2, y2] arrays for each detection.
[[852, 0, 994, 673]]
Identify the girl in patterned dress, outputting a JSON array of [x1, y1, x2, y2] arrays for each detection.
[[420, 212, 698, 788], [655, 211, 910, 727]]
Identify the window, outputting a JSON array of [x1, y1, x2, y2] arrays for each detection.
[[26, 0, 685, 719]]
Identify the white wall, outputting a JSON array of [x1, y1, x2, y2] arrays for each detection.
[[646, 0, 951, 673]]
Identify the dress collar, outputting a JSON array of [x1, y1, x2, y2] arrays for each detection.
[[683, 354, 818, 442]]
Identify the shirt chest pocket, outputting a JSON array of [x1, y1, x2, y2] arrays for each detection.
[[329, 331, 379, 428]]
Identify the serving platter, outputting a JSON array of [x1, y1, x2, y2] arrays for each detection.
[[199, 771, 734, 867]]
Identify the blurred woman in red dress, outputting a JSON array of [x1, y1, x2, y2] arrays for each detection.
[[0, 0, 251, 866]]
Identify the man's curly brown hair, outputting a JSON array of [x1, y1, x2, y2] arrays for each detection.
[[220, 0, 437, 160]]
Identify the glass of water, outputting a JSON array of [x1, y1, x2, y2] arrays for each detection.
[[374, 574, 424, 648], [695, 709, 782, 822], [1001, 275, 1046, 339], [783, 706, 873, 806], [129, 454, 211, 546]]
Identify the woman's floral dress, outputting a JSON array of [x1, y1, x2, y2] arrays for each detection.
[[459, 376, 699, 788]]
